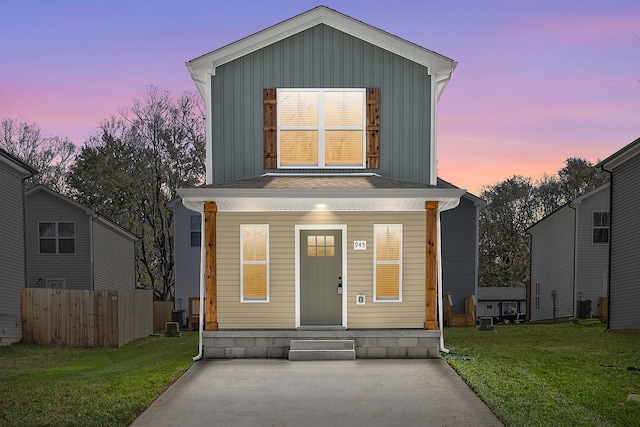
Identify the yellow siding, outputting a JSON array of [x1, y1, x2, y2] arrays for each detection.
[[216, 211, 426, 329]]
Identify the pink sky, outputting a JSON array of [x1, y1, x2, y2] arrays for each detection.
[[1, 0, 638, 194]]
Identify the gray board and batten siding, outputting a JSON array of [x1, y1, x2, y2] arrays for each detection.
[[209, 24, 434, 185], [608, 151, 640, 330]]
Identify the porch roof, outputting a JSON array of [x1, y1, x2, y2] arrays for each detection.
[[178, 174, 465, 213]]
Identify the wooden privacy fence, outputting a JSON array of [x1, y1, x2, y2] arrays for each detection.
[[22, 288, 153, 348], [153, 301, 173, 332]]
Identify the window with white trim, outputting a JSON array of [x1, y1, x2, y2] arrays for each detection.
[[190, 215, 201, 247], [593, 212, 609, 243], [535, 282, 540, 310], [374, 224, 402, 302], [240, 225, 269, 302], [277, 88, 365, 168], [39, 222, 75, 254]]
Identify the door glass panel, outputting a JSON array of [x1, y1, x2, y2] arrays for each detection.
[[306, 234, 335, 257]]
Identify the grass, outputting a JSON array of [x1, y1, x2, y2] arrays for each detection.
[[2, 324, 639, 426], [444, 321, 640, 427], [0, 331, 198, 427]]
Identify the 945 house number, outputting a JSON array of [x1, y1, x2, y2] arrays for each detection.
[[353, 240, 367, 250]]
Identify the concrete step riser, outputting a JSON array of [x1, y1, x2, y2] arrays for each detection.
[[290, 339, 355, 351], [288, 349, 356, 361], [289, 339, 356, 360]]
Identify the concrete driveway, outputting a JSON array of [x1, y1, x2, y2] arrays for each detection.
[[131, 359, 502, 427]]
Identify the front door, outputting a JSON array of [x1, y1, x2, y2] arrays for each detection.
[[300, 229, 342, 325]]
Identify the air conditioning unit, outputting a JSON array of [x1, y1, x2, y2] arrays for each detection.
[[478, 317, 494, 331], [165, 322, 182, 337]]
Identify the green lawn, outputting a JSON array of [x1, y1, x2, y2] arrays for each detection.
[[2, 324, 639, 426], [0, 331, 198, 427], [444, 321, 640, 427]]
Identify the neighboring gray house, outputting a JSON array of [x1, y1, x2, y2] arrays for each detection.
[[527, 183, 610, 322], [25, 185, 138, 291], [599, 137, 640, 331], [439, 179, 485, 318], [0, 148, 37, 345], [477, 287, 526, 319], [170, 178, 485, 328], [178, 6, 466, 359]]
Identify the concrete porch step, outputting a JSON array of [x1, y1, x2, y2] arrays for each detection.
[[288, 339, 356, 361]]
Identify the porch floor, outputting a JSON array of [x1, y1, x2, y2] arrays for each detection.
[[202, 329, 441, 359]]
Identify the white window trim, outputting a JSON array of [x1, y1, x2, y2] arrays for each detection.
[[38, 222, 76, 255], [277, 88, 366, 169], [240, 224, 269, 303], [190, 215, 201, 248], [592, 211, 610, 244], [373, 224, 403, 302], [535, 282, 540, 311]]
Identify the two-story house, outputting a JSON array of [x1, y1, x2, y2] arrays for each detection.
[[178, 6, 464, 359], [25, 185, 138, 292], [598, 137, 640, 331], [527, 183, 610, 322], [0, 148, 37, 345]]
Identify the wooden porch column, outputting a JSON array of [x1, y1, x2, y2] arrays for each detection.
[[425, 201, 438, 330], [204, 201, 218, 331]]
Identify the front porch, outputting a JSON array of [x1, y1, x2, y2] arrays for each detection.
[[203, 329, 441, 359]]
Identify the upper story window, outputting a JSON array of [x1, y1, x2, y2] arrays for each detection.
[[264, 88, 379, 170], [593, 212, 609, 243], [278, 89, 365, 168], [190, 215, 201, 247], [39, 222, 75, 254]]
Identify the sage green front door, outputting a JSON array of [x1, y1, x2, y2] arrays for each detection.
[[300, 230, 342, 326]]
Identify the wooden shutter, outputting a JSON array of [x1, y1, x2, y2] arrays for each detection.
[[263, 89, 277, 169], [366, 88, 380, 169]]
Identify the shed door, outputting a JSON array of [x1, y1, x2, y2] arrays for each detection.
[[300, 230, 342, 325]]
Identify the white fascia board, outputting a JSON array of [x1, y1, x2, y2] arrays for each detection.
[[178, 187, 465, 212], [569, 182, 610, 206], [186, 6, 456, 89], [599, 138, 640, 171]]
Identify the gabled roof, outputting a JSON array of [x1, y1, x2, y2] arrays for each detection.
[[598, 136, 640, 170], [0, 147, 38, 178], [25, 185, 138, 242], [527, 182, 610, 233], [187, 5, 457, 98]]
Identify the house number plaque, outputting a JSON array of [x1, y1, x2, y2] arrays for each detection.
[[353, 240, 367, 250]]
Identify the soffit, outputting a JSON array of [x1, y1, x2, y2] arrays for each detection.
[[178, 175, 465, 213]]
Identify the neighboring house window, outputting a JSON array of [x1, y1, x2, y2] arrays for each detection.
[[374, 224, 402, 302], [39, 222, 75, 254], [593, 212, 609, 243], [535, 282, 540, 310], [486, 304, 493, 309], [264, 88, 380, 169], [190, 215, 201, 247], [46, 279, 66, 289], [240, 225, 269, 302]]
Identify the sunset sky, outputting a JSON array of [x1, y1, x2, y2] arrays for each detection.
[[1, 0, 638, 194]]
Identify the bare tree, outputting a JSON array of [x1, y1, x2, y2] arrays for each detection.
[[69, 86, 205, 300], [0, 118, 75, 192]]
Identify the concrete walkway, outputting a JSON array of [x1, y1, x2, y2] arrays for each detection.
[[131, 359, 502, 427]]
